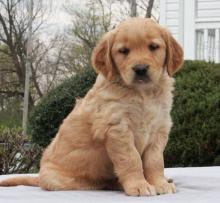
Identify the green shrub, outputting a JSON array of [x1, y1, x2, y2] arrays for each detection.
[[29, 61, 220, 167], [165, 61, 220, 167], [29, 68, 97, 147], [0, 126, 42, 174]]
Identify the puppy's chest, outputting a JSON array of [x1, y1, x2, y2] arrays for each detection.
[[130, 97, 168, 154], [139, 101, 163, 132]]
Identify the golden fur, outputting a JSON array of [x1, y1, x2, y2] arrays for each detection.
[[0, 18, 183, 196]]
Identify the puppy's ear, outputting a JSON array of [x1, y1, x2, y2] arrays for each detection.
[[163, 30, 184, 76], [91, 30, 116, 80]]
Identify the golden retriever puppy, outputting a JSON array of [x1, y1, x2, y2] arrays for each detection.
[[0, 17, 183, 196]]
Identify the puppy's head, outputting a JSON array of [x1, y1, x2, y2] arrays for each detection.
[[92, 18, 183, 86]]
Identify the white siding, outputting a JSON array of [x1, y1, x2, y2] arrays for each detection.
[[166, 11, 179, 19], [160, 0, 220, 62], [160, 0, 180, 40], [166, 2, 179, 11], [196, 0, 220, 19]]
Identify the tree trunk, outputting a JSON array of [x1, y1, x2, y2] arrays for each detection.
[[145, 0, 154, 18], [130, 0, 137, 17]]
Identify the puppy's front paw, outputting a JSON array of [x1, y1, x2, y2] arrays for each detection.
[[154, 181, 176, 195], [123, 179, 156, 196]]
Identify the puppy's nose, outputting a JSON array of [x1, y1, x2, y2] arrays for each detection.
[[133, 64, 149, 76]]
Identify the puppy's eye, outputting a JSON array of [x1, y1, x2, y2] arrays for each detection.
[[119, 47, 130, 55], [149, 43, 159, 51]]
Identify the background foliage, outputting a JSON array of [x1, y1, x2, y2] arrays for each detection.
[[165, 61, 220, 167], [29, 60, 220, 167], [29, 68, 97, 147], [0, 126, 42, 174]]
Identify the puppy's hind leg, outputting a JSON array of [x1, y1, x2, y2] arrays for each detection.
[[39, 168, 104, 191]]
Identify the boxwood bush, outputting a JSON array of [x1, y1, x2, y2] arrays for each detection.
[[29, 68, 97, 147], [29, 61, 220, 167], [165, 61, 220, 167]]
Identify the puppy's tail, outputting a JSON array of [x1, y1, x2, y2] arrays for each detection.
[[0, 176, 39, 187]]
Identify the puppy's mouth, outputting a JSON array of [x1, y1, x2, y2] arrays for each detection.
[[133, 75, 151, 84]]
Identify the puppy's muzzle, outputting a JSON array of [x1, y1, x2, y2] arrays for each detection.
[[133, 64, 150, 82]]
